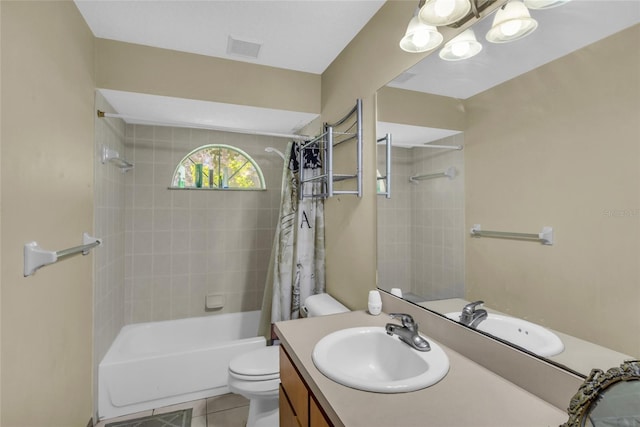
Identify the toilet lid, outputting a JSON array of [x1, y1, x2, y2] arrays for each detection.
[[229, 345, 280, 378]]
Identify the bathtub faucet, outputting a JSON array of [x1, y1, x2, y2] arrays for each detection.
[[460, 300, 488, 328], [385, 313, 431, 352]]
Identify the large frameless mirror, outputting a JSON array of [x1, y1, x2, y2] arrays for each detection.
[[376, 0, 639, 377]]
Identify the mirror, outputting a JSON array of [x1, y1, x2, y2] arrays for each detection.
[[376, 1, 639, 377], [563, 360, 640, 427]]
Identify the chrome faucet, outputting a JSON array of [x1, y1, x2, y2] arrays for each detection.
[[385, 313, 431, 352], [460, 301, 488, 328]]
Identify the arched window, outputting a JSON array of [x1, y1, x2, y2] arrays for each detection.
[[171, 144, 265, 190]]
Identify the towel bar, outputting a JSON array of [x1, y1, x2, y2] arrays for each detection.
[[470, 224, 553, 245], [24, 232, 102, 277]]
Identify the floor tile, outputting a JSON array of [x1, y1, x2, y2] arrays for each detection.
[[154, 399, 207, 417], [206, 393, 249, 414], [206, 406, 249, 427], [95, 410, 153, 427]]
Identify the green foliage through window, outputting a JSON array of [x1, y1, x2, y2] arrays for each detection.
[[171, 144, 265, 190]]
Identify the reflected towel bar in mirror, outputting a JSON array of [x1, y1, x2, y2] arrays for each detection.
[[410, 167, 456, 183], [470, 224, 554, 245]]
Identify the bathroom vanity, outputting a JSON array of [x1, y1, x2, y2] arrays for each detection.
[[275, 310, 569, 427], [280, 345, 331, 427]]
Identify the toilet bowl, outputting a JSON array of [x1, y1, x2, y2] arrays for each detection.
[[228, 346, 280, 427], [227, 293, 349, 427]]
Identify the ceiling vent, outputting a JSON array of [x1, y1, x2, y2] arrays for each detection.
[[226, 35, 262, 59]]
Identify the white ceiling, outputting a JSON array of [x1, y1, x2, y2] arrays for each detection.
[[77, 1, 639, 145], [388, 0, 640, 99], [75, 0, 385, 75]]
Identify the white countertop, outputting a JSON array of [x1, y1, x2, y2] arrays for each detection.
[[275, 310, 568, 427]]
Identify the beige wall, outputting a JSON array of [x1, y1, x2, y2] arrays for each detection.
[[377, 86, 466, 131], [321, 0, 505, 309], [464, 25, 640, 357], [321, 1, 423, 310], [95, 38, 321, 115], [1, 2, 95, 426]]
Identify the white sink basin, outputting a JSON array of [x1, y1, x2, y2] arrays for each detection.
[[311, 327, 449, 393], [445, 312, 564, 357]]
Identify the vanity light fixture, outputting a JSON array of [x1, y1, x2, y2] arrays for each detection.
[[486, 0, 538, 43], [419, 0, 472, 26], [400, 11, 444, 53], [523, 0, 571, 10], [439, 28, 483, 60]]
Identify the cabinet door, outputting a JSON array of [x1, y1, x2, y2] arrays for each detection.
[[279, 387, 301, 427], [310, 397, 331, 427], [280, 347, 309, 427]]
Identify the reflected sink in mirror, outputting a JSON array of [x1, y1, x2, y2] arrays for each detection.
[[445, 312, 564, 357], [312, 327, 449, 393]]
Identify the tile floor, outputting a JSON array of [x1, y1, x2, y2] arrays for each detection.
[[95, 393, 250, 427]]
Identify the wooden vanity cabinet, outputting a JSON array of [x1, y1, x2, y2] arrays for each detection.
[[279, 346, 332, 427]]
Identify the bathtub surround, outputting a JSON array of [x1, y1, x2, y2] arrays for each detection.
[[94, 92, 128, 418], [377, 135, 465, 299], [124, 124, 288, 323]]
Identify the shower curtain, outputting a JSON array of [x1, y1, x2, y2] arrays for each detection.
[[259, 141, 325, 339]]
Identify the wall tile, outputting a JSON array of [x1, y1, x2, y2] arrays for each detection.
[[377, 136, 465, 300], [124, 124, 287, 321]]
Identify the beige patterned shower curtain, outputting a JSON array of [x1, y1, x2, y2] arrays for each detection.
[[258, 141, 325, 339]]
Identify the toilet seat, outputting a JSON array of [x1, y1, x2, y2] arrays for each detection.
[[229, 346, 280, 381]]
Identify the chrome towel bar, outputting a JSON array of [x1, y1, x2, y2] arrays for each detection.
[[24, 232, 102, 277]]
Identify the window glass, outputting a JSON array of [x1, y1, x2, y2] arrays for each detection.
[[171, 144, 265, 190]]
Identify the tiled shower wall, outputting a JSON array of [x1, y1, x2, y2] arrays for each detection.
[[377, 134, 465, 300], [123, 125, 288, 323], [93, 92, 126, 409], [377, 146, 412, 291]]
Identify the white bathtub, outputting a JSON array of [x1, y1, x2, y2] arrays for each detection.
[[99, 310, 265, 420]]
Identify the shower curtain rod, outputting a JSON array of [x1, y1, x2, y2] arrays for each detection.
[[97, 110, 311, 141]]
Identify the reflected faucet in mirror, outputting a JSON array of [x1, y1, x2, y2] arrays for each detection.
[[459, 300, 488, 328]]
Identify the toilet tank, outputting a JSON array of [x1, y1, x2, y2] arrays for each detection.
[[303, 294, 350, 317]]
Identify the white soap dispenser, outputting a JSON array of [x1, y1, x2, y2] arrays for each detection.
[[368, 290, 382, 315]]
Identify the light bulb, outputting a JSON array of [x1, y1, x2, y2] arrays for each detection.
[[451, 41, 470, 57], [500, 20, 522, 37], [413, 31, 430, 48], [434, 0, 456, 18]]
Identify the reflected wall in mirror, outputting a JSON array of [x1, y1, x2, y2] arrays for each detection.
[[376, 133, 465, 302], [376, 1, 639, 377]]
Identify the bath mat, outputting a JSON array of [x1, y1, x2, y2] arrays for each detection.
[[105, 409, 192, 427]]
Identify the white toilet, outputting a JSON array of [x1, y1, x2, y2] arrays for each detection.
[[228, 294, 349, 427]]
